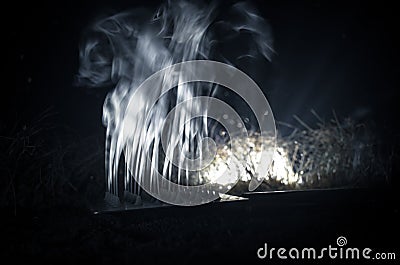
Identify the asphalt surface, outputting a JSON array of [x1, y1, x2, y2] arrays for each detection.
[[4, 188, 399, 264]]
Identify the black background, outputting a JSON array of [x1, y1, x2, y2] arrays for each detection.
[[11, 0, 400, 138], [7, 0, 400, 263]]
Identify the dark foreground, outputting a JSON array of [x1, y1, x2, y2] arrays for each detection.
[[3, 188, 399, 264]]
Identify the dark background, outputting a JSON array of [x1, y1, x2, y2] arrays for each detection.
[[11, 0, 400, 138], [6, 0, 400, 263]]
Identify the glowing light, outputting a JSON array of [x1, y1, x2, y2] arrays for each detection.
[[201, 135, 300, 188], [268, 147, 299, 185]]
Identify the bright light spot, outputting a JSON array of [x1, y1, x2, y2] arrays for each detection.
[[269, 147, 299, 185], [200, 136, 300, 188]]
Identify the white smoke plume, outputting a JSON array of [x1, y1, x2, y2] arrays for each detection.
[[77, 0, 274, 205]]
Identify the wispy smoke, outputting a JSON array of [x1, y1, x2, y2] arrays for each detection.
[[77, 0, 273, 205]]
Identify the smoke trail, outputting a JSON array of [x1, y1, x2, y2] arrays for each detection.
[[77, 0, 274, 205]]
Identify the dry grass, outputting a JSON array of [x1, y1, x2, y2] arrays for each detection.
[[0, 109, 105, 215], [230, 111, 391, 194], [1, 108, 393, 212]]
